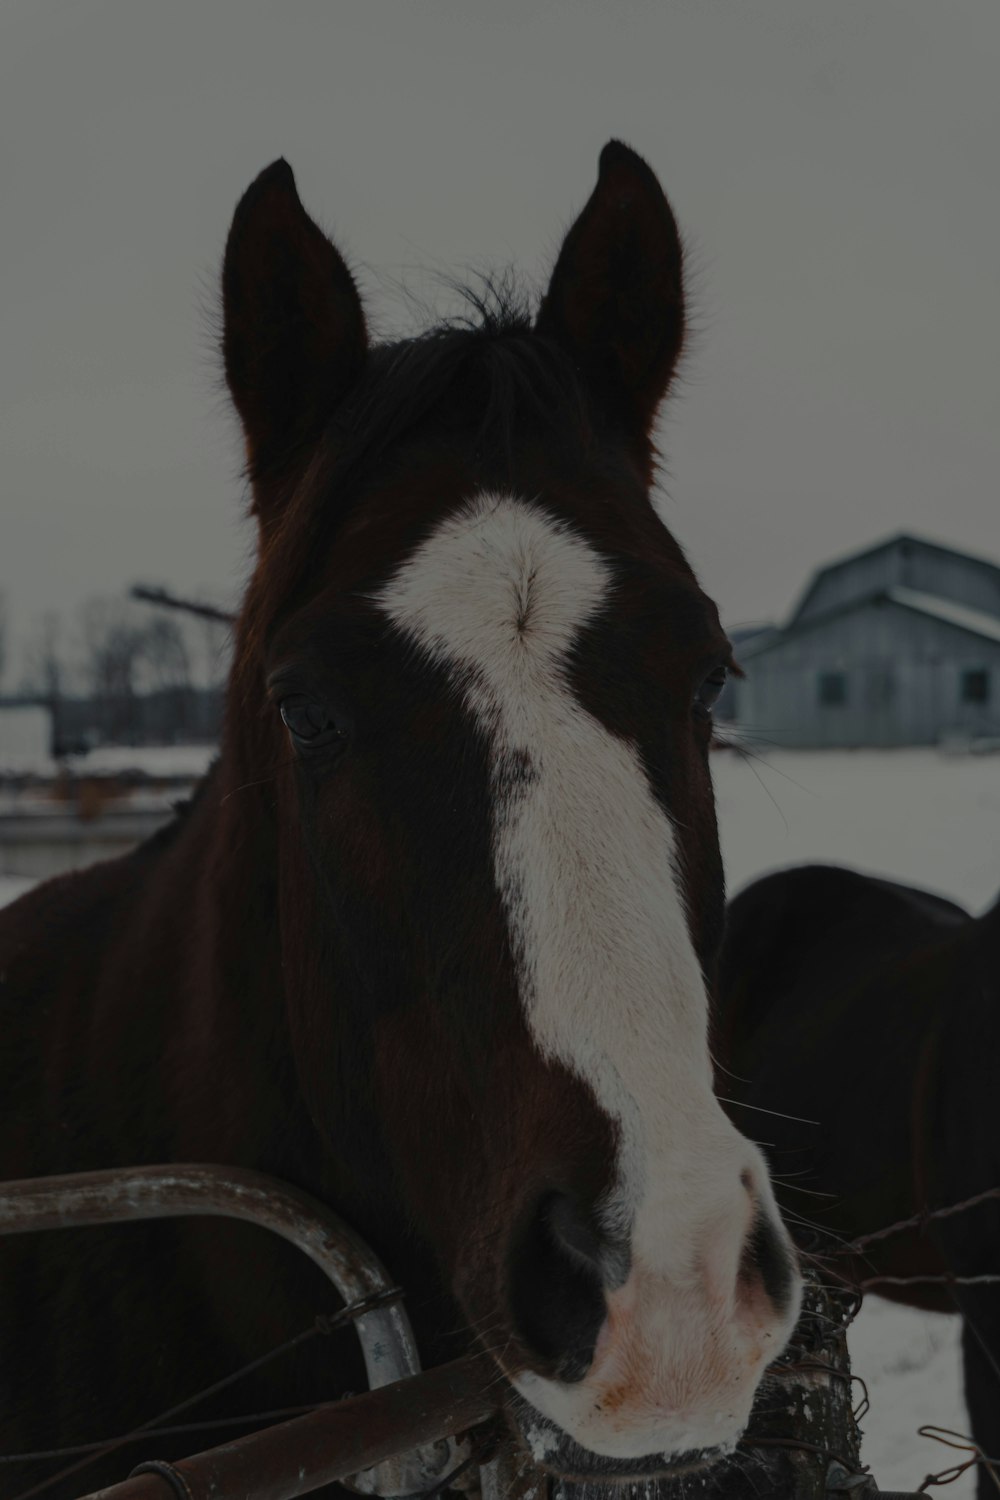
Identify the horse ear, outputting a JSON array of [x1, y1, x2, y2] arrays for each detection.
[[222, 159, 367, 514], [536, 141, 685, 449]]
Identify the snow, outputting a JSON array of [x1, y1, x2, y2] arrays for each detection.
[[1, 746, 992, 1492], [715, 747, 1000, 914], [0, 876, 34, 909], [61, 744, 216, 778], [847, 1301, 968, 1493], [0, 740, 215, 789], [713, 747, 998, 1496], [889, 586, 1000, 647]]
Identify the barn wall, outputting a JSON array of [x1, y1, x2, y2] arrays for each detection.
[[795, 540, 1000, 625], [739, 600, 1000, 747]]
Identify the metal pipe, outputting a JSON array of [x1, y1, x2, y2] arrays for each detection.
[[130, 584, 235, 625], [0, 1164, 419, 1390], [0, 1164, 450, 1493], [74, 1354, 499, 1500]]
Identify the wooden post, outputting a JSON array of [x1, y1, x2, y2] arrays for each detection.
[[529, 1274, 871, 1500]]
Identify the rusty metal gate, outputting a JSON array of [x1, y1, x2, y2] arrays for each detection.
[[0, 1165, 934, 1500]]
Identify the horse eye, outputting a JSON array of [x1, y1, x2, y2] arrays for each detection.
[[279, 695, 349, 750], [694, 666, 728, 718]]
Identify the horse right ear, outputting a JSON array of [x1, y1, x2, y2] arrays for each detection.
[[222, 160, 367, 519], [536, 141, 685, 465]]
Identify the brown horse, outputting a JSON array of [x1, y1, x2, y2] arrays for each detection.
[[719, 863, 1000, 1497], [0, 144, 799, 1497]]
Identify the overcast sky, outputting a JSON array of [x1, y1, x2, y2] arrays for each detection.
[[2, 1, 997, 674]]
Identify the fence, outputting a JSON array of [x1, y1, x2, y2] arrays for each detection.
[[0, 1163, 949, 1500]]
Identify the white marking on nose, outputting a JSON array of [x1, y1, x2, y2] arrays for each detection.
[[377, 492, 714, 1208], [376, 491, 799, 1455]]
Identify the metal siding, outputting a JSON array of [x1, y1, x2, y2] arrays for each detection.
[[737, 600, 1000, 747], [796, 547, 900, 622]]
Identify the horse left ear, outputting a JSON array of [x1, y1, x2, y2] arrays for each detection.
[[222, 159, 367, 516], [536, 141, 685, 451]]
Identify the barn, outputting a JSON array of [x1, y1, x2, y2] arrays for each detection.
[[727, 534, 1000, 748]]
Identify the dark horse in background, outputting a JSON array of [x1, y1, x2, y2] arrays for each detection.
[[0, 144, 799, 1497], [719, 863, 1000, 1497]]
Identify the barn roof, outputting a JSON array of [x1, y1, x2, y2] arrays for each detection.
[[889, 587, 1000, 645], [788, 532, 1000, 626], [741, 586, 1000, 659]]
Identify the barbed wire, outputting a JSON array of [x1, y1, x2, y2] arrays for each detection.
[[783, 1186, 1000, 1492], [6, 1287, 404, 1500], [841, 1185, 1000, 1256], [916, 1426, 1000, 1494]]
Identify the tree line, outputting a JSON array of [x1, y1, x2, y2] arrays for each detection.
[[0, 587, 232, 746]]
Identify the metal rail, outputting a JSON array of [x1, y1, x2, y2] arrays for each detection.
[[0, 1164, 454, 1495], [66, 1392, 930, 1500], [73, 1354, 499, 1500], [0, 1172, 942, 1500]]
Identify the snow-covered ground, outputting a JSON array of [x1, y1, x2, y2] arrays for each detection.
[[715, 746, 1000, 914], [0, 740, 217, 782], [61, 744, 216, 778], [713, 747, 1000, 1496], [0, 876, 34, 908], [2, 748, 994, 1493]]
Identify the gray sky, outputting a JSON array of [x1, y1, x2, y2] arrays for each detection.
[[2, 1, 997, 671]]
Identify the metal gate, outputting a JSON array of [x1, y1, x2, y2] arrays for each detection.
[[0, 1164, 933, 1500]]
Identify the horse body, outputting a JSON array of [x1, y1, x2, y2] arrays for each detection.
[[1, 144, 799, 1496], [0, 776, 361, 1467], [719, 863, 1000, 1494]]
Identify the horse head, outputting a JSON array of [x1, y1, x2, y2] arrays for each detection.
[[221, 142, 800, 1474]]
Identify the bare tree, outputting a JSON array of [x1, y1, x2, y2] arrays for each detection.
[[20, 610, 67, 706], [80, 598, 148, 743], [138, 614, 194, 740], [139, 615, 191, 695], [131, 581, 233, 691], [195, 611, 232, 692]]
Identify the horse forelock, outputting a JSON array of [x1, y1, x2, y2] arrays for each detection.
[[229, 303, 596, 693]]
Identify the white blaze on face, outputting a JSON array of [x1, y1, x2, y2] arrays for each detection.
[[377, 493, 798, 1458]]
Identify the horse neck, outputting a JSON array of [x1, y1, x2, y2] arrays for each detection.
[[139, 667, 415, 1261], [107, 724, 327, 1179], [206, 694, 391, 1201]]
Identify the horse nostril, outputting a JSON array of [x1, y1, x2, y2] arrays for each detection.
[[547, 1192, 631, 1290], [509, 1192, 611, 1381], [740, 1210, 797, 1316], [547, 1193, 604, 1275]]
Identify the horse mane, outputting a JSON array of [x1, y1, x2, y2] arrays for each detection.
[[135, 760, 222, 855]]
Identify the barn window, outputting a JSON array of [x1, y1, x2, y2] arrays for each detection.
[[961, 669, 990, 704], [818, 671, 847, 706]]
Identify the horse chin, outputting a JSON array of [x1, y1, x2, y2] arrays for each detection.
[[506, 1395, 730, 1486]]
